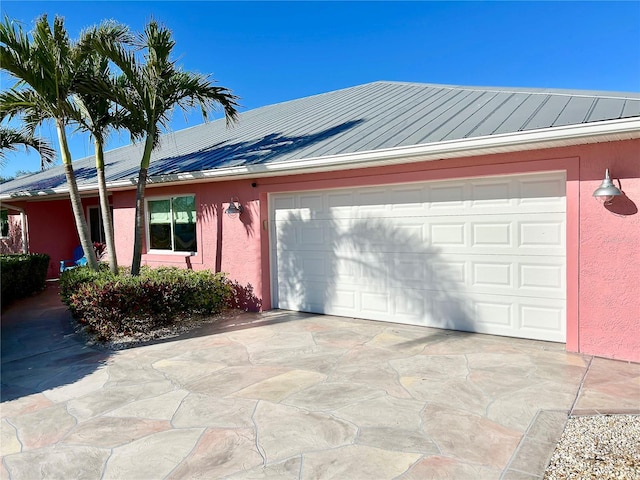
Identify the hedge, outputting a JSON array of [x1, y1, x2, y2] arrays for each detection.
[[59, 266, 232, 341], [1, 253, 50, 306]]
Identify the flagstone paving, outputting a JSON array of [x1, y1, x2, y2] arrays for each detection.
[[1, 284, 638, 479]]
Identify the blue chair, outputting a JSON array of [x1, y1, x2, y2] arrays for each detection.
[[60, 245, 87, 272]]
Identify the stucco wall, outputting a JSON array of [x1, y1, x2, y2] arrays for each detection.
[[26, 198, 86, 278], [575, 141, 640, 362], [15, 138, 639, 362], [111, 181, 263, 305], [112, 190, 137, 268]]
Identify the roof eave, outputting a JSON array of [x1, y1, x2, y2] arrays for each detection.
[[3, 117, 639, 200], [116, 117, 640, 187]]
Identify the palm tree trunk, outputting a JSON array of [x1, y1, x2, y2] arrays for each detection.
[[130, 136, 154, 276], [56, 121, 99, 271], [95, 139, 118, 274]]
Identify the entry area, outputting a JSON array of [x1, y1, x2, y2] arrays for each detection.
[[270, 171, 567, 342]]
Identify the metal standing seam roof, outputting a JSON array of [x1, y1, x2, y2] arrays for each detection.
[[1, 80, 640, 197]]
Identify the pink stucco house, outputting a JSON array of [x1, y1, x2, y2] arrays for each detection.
[[1, 82, 639, 362]]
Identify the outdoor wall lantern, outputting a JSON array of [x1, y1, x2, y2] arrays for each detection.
[[592, 169, 622, 205], [224, 197, 244, 218]]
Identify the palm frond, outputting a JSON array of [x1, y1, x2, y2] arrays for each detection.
[[0, 125, 56, 167], [0, 16, 40, 87], [0, 88, 53, 122], [1, 14, 80, 121]]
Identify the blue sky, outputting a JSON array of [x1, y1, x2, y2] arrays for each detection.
[[1, 1, 639, 178]]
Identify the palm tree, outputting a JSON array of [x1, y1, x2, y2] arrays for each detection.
[[0, 125, 55, 170], [70, 22, 132, 274], [0, 15, 99, 270], [93, 20, 239, 275]]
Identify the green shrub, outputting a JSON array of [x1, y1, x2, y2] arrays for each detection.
[[60, 266, 232, 340], [1, 253, 50, 306], [58, 263, 116, 304]]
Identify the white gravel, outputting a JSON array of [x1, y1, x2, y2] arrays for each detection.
[[544, 414, 640, 479]]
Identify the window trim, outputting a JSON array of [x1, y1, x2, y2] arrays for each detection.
[[145, 194, 198, 255], [86, 204, 114, 244]]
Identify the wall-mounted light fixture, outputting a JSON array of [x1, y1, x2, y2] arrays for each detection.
[[592, 169, 622, 205], [225, 197, 244, 218]]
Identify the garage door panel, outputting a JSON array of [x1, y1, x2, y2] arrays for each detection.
[[275, 221, 330, 250], [330, 288, 357, 311], [519, 263, 564, 292], [519, 303, 565, 339], [360, 291, 392, 315], [517, 175, 565, 204], [429, 183, 466, 207], [471, 181, 513, 206], [474, 301, 513, 327], [357, 266, 390, 291], [391, 254, 431, 286], [299, 194, 324, 211], [273, 195, 296, 211], [472, 262, 513, 288], [335, 257, 359, 282], [357, 189, 394, 209], [271, 171, 566, 342], [519, 220, 564, 248], [300, 256, 326, 277], [472, 295, 565, 342], [327, 192, 355, 213], [276, 278, 319, 311], [429, 222, 467, 246], [392, 288, 430, 321], [299, 223, 327, 246], [471, 222, 513, 247], [394, 223, 427, 244], [389, 185, 424, 208], [429, 260, 467, 286]]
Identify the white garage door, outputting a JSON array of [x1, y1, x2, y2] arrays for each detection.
[[270, 172, 566, 342]]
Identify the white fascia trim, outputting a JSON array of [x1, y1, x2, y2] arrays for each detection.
[[3, 117, 639, 199]]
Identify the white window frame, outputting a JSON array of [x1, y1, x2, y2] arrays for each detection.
[[145, 194, 198, 255]]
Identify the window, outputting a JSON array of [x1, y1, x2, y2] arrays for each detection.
[[147, 195, 197, 252], [0, 209, 8, 238], [88, 205, 113, 243]]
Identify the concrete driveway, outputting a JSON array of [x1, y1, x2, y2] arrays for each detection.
[[1, 284, 638, 479]]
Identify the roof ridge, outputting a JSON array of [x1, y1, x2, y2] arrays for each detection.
[[121, 81, 640, 149], [362, 80, 640, 100]]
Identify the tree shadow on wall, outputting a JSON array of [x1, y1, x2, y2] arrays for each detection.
[[199, 201, 261, 311], [274, 212, 476, 333]]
